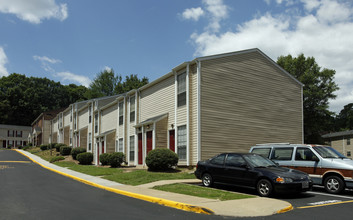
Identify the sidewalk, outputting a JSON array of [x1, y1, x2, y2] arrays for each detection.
[[16, 150, 292, 217]]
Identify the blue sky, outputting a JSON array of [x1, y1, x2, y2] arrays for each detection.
[[1, 0, 353, 113]]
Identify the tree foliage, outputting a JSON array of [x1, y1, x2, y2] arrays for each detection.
[[277, 54, 339, 144], [0, 73, 88, 126], [86, 69, 148, 99], [335, 103, 353, 131]]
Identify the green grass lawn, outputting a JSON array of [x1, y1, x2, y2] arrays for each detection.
[[153, 183, 255, 201]]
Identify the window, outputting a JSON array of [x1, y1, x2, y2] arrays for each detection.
[[88, 133, 92, 151], [70, 130, 72, 144], [177, 72, 186, 107], [348, 151, 351, 157], [89, 106, 92, 123], [94, 113, 98, 133], [119, 101, 124, 125], [295, 148, 318, 161], [8, 130, 14, 137], [225, 154, 246, 167], [130, 96, 135, 123], [271, 148, 293, 160], [74, 116, 77, 130], [129, 136, 135, 162], [177, 125, 187, 160], [251, 148, 271, 158], [347, 138, 351, 145], [16, 131, 22, 137], [118, 138, 123, 152], [210, 154, 225, 165]]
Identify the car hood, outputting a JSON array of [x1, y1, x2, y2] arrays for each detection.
[[322, 158, 353, 169], [256, 166, 308, 179]]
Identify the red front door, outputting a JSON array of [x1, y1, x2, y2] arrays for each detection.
[[102, 141, 105, 153], [169, 130, 175, 152], [138, 133, 143, 164], [97, 143, 100, 164], [146, 131, 153, 154]]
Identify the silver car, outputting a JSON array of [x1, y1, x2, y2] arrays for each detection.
[[250, 144, 353, 194]]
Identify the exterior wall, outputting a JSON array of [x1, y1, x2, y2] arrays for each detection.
[[189, 64, 199, 165], [78, 106, 89, 129], [43, 120, 51, 145], [155, 117, 168, 149], [106, 131, 116, 153], [140, 75, 175, 127], [79, 127, 88, 149], [64, 126, 70, 145], [329, 136, 353, 159], [200, 51, 303, 160], [64, 110, 70, 127], [52, 132, 58, 143], [101, 104, 117, 133]]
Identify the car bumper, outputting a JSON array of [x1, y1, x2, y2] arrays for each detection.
[[273, 181, 313, 193], [194, 170, 202, 179]]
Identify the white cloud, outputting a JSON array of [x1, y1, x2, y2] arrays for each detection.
[[0, 47, 9, 77], [33, 55, 61, 72], [182, 7, 204, 21], [0, 0, 68, 24], [55, 71, 91, 87], [183, 0, 353, 113], [203, 0, 229, 32], [103, 66, 113, 73]]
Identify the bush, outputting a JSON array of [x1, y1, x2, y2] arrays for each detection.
[[23, 146, 32, 150], [146, 148, 178, 171], [7, 145, 13, 149], [54, 143, 66, 152], [99, 153, 111, 166], [18, 146, 23, 149], [71, 147, 86, 160], [49, 156, 65, 163], [109, 152, 125, 168], [60, 146, 72, 156], [77, 152, 93, 165], [40, 144, 48, 151]]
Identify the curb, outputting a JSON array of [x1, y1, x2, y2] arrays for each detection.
[[277, 204, 293, 213], [15, 150, 214, 215]]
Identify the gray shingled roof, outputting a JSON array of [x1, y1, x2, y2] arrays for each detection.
[[322, 130, 353, 138]]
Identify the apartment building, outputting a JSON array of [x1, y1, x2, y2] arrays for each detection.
[[0, 124, 31, 148], [48, 48, 304, 166], [322, 130, 353, 158]]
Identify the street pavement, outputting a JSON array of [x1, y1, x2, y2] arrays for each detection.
[[0, 149, 292, 218]]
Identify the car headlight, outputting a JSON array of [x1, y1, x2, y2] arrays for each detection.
[[275, 177, 293, 183]]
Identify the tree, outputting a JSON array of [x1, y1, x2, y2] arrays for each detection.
[[85, 69, 120, 99], [0, 73, 87, 126], [277, 54, 339, 144], [115, 74, 149, 94], [335, 103, 353, 131]]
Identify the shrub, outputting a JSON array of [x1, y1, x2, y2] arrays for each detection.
[[71, 147, 86, 160], [40, 144, 48, 151], [49, 156, 65, 163], [7, 145, 13, 149], [60, 146, 72, 156], [99, 153, 111, 166], [109, 152, 125, 168], [146, 148, 178, 171], [54, 143, 66, 152], [23, 146, 32, 150], [77, 152, 93, 165], [17, 146, 23, 149]]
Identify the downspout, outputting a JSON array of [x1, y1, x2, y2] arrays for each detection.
[[186, 63, 190, 166]]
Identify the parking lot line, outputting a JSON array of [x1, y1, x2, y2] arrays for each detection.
[[0, 161, 31, 163], [306, 191, 353, 200], [297, 200, 353, 209]]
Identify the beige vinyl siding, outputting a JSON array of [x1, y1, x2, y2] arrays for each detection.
[[189, 64, 198, 165], [64, 126, 70, 145], [330, 138, 353, 159], [80, 127, 88, 149], [140, 75, 175, 127], [78, 107, 88, 129], [200, 51, 303, 160], [52, 132, 57, 143], [155, 117, 168, 149], [52, 119, 58, 134], [101, 104, 118, 133], [106, 131, 116, 153], [64, 110, 70, 127]]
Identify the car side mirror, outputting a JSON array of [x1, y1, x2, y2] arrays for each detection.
[[312, 156, 319, 162]]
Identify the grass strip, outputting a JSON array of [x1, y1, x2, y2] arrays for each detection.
[[153, 183, 254, 201]]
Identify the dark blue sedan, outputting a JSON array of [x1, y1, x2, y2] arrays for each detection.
[[194, 153, 313, 197]]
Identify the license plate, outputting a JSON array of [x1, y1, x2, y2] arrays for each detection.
[[302, 181, 309, 188]]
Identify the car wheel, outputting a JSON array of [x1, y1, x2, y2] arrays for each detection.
[[202, 173, 213, 187], [257, 179, 273, 197], [324, 176, 344, 194]]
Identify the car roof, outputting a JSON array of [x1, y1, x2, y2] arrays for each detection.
[[252, 144, 331, 148]]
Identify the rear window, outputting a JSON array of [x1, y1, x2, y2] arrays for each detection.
[[271, 148, 293, 160], [210, 154, 225, 165], [251, 148, 271, 158]]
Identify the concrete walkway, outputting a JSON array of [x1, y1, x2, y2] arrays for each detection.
[[17, 150, 292, 217]]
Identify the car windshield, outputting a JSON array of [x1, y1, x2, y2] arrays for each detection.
[[243, 154, 277, 168], [313, 146, 346, 159]]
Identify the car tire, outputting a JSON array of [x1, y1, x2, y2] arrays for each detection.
[[324, 176, 344, 194], [202, 173, 213, 187], [257, 179, 273, 197]]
